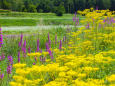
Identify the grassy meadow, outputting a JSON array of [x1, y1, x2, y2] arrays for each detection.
[[0, 8, 115, 86], [0, 12, 84, 26]]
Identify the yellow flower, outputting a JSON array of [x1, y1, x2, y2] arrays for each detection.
[[106, 74, 115, 82], [42, 51, 49, 56], [77, 73, 86, 78], [10, 82, 22, 86], [59, 72, 66, 77], [27, 52, 41, 56], [13, 75, 24, 82], [67, 70, 77, 76], [13, 63, 26, 68]]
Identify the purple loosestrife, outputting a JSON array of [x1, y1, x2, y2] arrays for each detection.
[[33, 63, 36, 65], [0, 69, 4, 79], [111, 18, 114, 23], [86, 23, 90, 29], [46, 42, 53, 60], [76, 21, 78, 25], [1, 53, 5, 60], [37, 40, 39, 52], [48, 49, 53, 60], [46, 42, 49, 51], [0, 27, 3, 48], [0, 56, 1, 61], [19, 34, 23, 48], [73, 17, 75, 22], [48, 33, 51, 47], [7, 65, 12, 75], [23, 40, 26, 49], [22, 40, 26, 57], [18, 51, 20, 63], [20, 33, 23, 45], [18, 41, 21, 48], [103, 19, 106, 23], [8, 56, 13, 65], [0, 73, 4, 79], [75, 12, 77, 19], [59, 40, 62, 50]]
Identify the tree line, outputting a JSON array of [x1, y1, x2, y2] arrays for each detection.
[[0, 0, 114, 13]]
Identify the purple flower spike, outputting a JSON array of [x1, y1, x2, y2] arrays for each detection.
[[37, 40, 39, 52], [23, 40, 26, 48], [0, 56, 1, 61], [2, 53, 5, 60], [33, 63, 36, 65], [50, 55, 54, 60], [48, 33, 51, 47], [18, 51, 20, 63], [0, 27, 3, 47], [111, 18, 114, 23], [22, 40, 26, 57], [20, 34, 23, 45], [48, 49, 53, 60], [7, 65, 12, 74], [18, 41, 21, 47], [103, 19, 106, 23], [76, 21, 78, 25], [77, 18, 79, 25], [46, 42, 49, 51], [40, 49, 42, 53], [75, 12, 77, 19], [0, 73, 4, 79], [86, 23, 90, 29], [8, 56, 13, 65], [73, 17, 75, 22], [59, 40, 62, 50]]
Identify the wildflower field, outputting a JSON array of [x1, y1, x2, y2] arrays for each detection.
[[0, 8, 115, 86]]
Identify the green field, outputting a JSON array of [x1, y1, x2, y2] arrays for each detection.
[[0, 12, 84, 26]]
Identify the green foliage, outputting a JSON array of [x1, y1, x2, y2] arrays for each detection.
[[0, 0, 114, 13], [0, 9, 11, 13], [55, 2, 65, 16], [102, 0, 111, 9], [28, 5, 37, 12]]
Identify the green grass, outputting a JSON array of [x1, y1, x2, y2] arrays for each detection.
[[0, 12, 84, 26], [0, 19, 37, 26]]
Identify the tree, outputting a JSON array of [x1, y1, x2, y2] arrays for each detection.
[[55, 2, 65, 16], [79, 0, 86, 10], [0, 0, 114, 13], [96, 0, 104, 10], [102, 0, 111, 9], [111, 0, 115, 10], [28, 5, 37, 12]]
